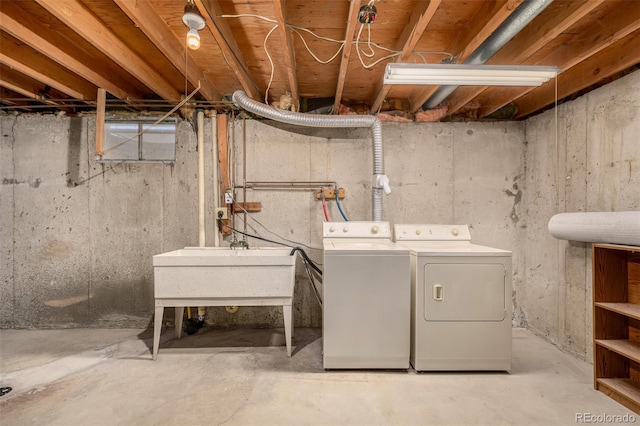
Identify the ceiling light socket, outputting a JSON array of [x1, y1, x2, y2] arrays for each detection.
[[182, 2, 205, 30]]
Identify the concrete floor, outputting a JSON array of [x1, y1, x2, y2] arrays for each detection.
[[0, 327, 633, 425]]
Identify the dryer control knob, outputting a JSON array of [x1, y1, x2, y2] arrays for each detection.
[[371, 226, 379, 234], [329, 226, 335, 232], [415, 229, 421, 235], [452, 228, 459, 236], [343, 227, 349, 233]]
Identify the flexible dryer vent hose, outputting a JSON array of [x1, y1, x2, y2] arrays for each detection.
[[232, 90, 389, 221]]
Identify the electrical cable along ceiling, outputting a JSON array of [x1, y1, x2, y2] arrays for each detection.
[[0, 0, 638, 120]]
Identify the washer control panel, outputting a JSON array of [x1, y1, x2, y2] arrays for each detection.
[[394, 224, 471, 241], [323, 221, 391, 238]]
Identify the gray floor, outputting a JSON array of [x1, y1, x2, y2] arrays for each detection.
[[0, 326, 633, 425]]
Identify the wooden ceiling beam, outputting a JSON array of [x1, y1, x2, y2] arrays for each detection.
[[0, 66, 55, 99], [409, 0, 523, 113], [446, 0, 605, 116], [513, 29, 640, 119], [0, 79, 43, 101], [113, 0, 221, 103], [479, 4, 640, 117], [0, 8, 138, 101], [452, 0, 524, 63], [0, 35, 96, 100], [333, 0, 361, 113], [0, 67, 73, 109], [0, 88, 33, 112], [34, 0, 181, 101], [369, 0, 441, 113], [195, 0, 262, 101], [0, 54, 84, 100], [272, 0, 299, 109]]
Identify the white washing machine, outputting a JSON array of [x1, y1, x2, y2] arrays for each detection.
[[323, 221, 410, 369], [394, 224, 512, 371]]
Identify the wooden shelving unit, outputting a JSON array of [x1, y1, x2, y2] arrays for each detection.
[[593, 243, 640, 413]]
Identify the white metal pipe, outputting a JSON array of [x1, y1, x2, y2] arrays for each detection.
[[211, 111, 220, 247], [197, 110, 205, 247]]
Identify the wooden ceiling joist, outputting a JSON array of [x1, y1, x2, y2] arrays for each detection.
[[272, 0, 299, 109], [0, 9, 136, 101], [513, 29, 640, 119], [34, 0, 181, 101], [452, 0, 524, 63], [0, 67, 72, 109], [332, 0, 361, 113], [195, 0, 262, 101], [0, 66, 56, 100], [369, 0, 441, 112], [445, 0, 606, 116], [0, 79, 38, 100], [0, 0, 635, 120], [113, 0, 222, 103], [0, 37, 96, 100], [409, 0, 524, 113], [479, 3, 640, 117]]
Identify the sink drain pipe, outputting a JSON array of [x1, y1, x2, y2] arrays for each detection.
[[232, 90, 390, 221]]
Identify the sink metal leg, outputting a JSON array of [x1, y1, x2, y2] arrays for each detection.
[[175, 306, 184, 340], [283, 304, 292, 357], [153, 306, 164, 360]]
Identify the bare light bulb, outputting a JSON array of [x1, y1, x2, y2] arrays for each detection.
[[186, 28, 200, 50]]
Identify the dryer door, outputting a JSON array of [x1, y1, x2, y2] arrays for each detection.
[[424, 263, 506, 321]]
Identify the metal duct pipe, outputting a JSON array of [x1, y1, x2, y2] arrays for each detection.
[[422, 0, 553, 110], [548, 212, 640, 246], [232, 90, 390, 221]]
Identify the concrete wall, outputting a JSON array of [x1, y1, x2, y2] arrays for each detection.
[[0, 115, 206, 327], [521, 70, 640, 361], [1, 113, 523, 329], [4, 71, 635, 348]]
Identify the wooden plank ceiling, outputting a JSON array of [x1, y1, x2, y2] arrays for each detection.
[[1, 0, 639, 120]]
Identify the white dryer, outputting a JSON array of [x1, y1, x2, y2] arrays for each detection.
[[323, 221, 410, 369], [394, 224, 512, 371]]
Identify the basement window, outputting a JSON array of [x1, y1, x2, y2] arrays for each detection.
[[101, 119, 176, 162]]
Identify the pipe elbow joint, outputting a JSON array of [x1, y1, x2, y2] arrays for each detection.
[[375, 174, 391, 195]]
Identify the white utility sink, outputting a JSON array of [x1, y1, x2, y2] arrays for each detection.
[[152, 247, 297, 359]]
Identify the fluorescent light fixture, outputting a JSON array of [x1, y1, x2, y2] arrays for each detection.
[[384, 63, 560, 86]]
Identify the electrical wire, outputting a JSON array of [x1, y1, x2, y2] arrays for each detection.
[[218, 220, 323, 306], [220, 13, 454, 102], [355, 24, 402, 69], [291, 28, 344, 64], [321, 193, 330, 221], [263, 24, 279, 104], [232, 199, 322, 251], [219, 220, 323, 275]]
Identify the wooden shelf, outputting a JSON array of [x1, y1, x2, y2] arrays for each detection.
[[596, 303, 640, 321], [596, 339, 640, 364], [593, 244, 640, 414], [597, 378, 640, 413]]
